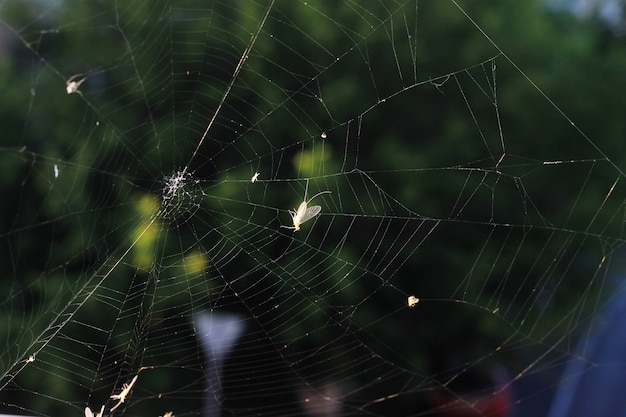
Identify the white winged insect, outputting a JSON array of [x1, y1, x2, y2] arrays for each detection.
[[110, 374, 138, 411], [85, 405, 105, 417], [281, 187, 331, 232], [407, 295, 420, 308], [66, 74, 88, 95]]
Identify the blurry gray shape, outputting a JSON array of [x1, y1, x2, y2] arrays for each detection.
[[194, 312, 245, 417], [548, 289, 626, 417], [545, 0, 625, 31]]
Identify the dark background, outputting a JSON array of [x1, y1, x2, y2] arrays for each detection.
[[1, 1, 626, 416]]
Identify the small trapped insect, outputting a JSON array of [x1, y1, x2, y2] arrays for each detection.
[[85, 405, 105, 417], [25, 355, 35, 363], [320, 132, 327, 139], [54, 164, 59, 178], [407, 295, 420, 308], [251, 172, 260, 183], [66, 74, 88, 95], [110, 375, 138, 411], [281, 188, 331, 232]]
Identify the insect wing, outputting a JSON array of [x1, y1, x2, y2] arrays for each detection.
[[85, 408, 94, 417], [295, 201, 308, 217], [300, 205, 322, 224]]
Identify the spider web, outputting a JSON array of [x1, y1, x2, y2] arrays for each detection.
[[1, 1, 625, 416]]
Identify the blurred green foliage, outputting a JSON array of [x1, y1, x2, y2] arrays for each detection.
[[1, 0, 626, 415]]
